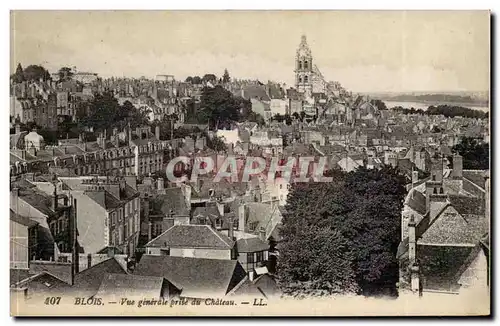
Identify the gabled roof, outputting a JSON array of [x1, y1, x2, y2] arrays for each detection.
[[16, 186, 55, 216], [405, 190, 427, 216], [10, 269, 30, 286], [417, 244, 481, 292], [95, 273, 174, 298], [11, 271, 72, 295], [151, 187, 190, 216], [418, 205, 486, 245], [10, 210, 38, 228], [145, 224, 234, 249], [74, 257, 128, 293], [448, 195, 485, 216], [134, 255, 246, 298], [236, 237, 270, 253], [462, 170, 488, 191], [242, 85, 270, 101]]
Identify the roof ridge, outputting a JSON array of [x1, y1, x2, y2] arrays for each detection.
[[206, 225, 233, 248], [144, 224, 176, 247]]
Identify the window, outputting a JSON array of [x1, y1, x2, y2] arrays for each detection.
[[433, 188, 438, 194], [304, 60, 308, 69], [304, 76, 308, 83], [247, 253, 254, 264], [256, 251, 264, 262], [432, 175, 436, 181], [298, 76, 302, 83]]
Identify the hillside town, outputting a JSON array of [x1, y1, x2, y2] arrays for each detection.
[[10, 35, 490, 302]]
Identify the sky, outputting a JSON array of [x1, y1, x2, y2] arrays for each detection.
[[10, 10, 490, 93]]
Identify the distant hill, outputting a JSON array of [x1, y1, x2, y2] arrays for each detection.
[[363, 92, 489, 107]]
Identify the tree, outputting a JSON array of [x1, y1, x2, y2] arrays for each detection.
[[206, 134, 227, 152], [12, 63, 25, 83], [292, 112, 300, 120], [278, 167, 406, 297], [192, 76, 202, 84], [185, 76, 193, 83], [202, 74, 217, 83], [452, 136, 489, 170], [272, 114, 285, 123], [222, 69, 231, 84], [200, 85, 241, 129], [370, 99, 387, 111], [299, 111, 306, 122], [284, 114, 292, 125], [80, 90, 121, 132], [58, 67, 74, 82], [23, 65, 50, 82], [118, 100, 150, 129]]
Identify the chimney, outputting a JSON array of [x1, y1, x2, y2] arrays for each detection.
[[15, 124, 21, 134], [127, 124, 132, 144], [408, 215, 417, 264], [52, 186, 58, 212], [411, 170, 419, 186], [155, 125, 161, 140], [249, 270, 255, 282], [87, 253, 92, 269], [238, 204, 246, 232], [148, 221, 153, 242], [227, 216, 234, 240], [157, 178, 164, 191], [258, 226, 266, 242], [452, 154, 463, 179]]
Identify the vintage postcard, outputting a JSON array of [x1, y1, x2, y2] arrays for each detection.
[[9, 10, 490, 316]]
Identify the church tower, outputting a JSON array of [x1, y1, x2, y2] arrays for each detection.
[[295, 35, 313, 94]]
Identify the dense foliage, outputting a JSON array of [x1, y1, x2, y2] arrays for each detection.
[[80, 92, 149, 132], [391, 104, 487, 119], [370, 99, 388, 111], [11, 64, 51, 83], [198, 85, 260, 129], [278, 167, 406, 297], [452, 137, 489, 170]]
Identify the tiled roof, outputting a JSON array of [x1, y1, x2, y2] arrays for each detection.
[[243, 85, 270, 101], [10, 210, 38, 228], [11, 271, 73, 295], [17, 186, 54, 216], [406, 190, 426, 216], [95, 273, 171, 298], [417, 244, 479, 292], [145, 225, 234, 249], [419, 205, 487, 245], [236, 237, 269, 253], [227, 276, 266, 298], [448, 195, 485, 216], [463, 170, 488, 191], [73, 257, 128, 294], [134, 255, 246, 298], [152, 187, 189, 216], [10, 269, 30, 286]]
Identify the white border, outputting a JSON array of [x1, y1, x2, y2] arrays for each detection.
[[2, 1, 498, 325]]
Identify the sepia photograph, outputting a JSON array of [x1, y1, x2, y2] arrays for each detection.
[[8, 9, 491, 316]]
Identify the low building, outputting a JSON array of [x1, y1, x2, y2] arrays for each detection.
[[134, 255, 247, 299]]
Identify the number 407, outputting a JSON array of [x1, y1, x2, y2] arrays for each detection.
[[44, 297, 61, 305]]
